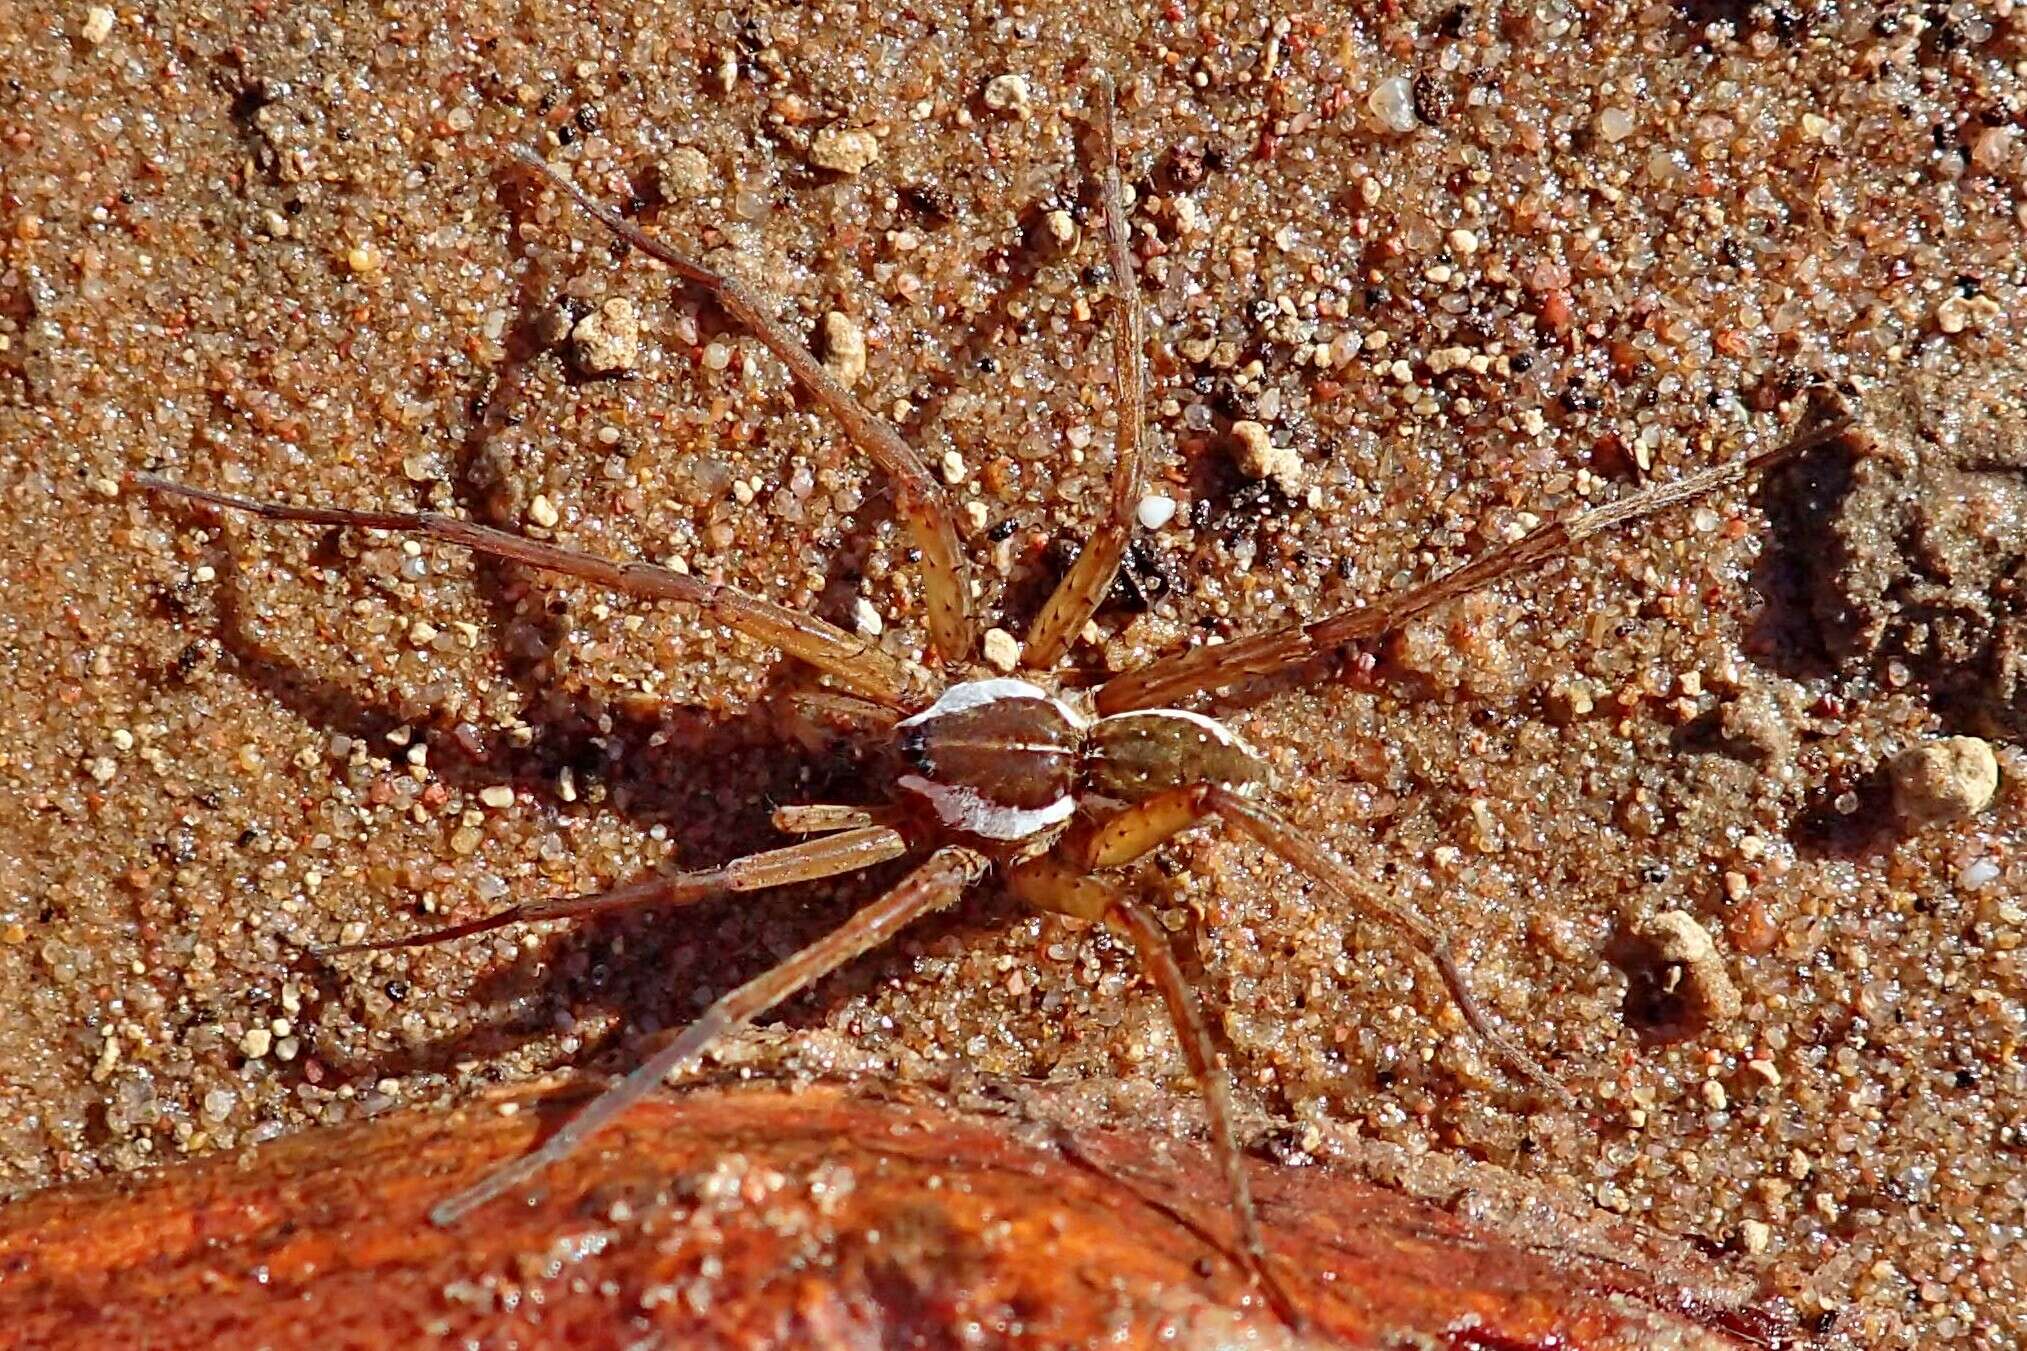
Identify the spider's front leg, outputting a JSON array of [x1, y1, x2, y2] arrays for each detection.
[[1022, 73, 1148, 671], [510, 149, 976, 664]]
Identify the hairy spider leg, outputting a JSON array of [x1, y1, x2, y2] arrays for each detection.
[[429, 845, 988, 1226], [1077, 782, 1571, 1103], [132, 475, 914, 707], [319, 826, 908, 954], [1004, 852, 1305, 1330], [1023, 73, 1149, 671], [1095, 399, 1855, 714], [508, 147, 977, 664]]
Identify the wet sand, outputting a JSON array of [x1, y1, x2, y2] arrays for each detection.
[[1, 4, 2021, 1345]]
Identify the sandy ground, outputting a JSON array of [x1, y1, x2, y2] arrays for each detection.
[[1, 2, 2023, 1345]]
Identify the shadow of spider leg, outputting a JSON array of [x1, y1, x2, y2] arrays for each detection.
[[1023, 73, 1147, 671], [427, 845, 987, 1227], [506, 147, 977, 665], [129, 475, 913, 708], [1093, 396, 1857, 716]]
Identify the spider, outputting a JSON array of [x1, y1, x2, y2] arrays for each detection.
[[135, 75, 1849, 1329]]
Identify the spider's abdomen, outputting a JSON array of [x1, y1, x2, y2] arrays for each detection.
[[895, 679, 1087, 842]]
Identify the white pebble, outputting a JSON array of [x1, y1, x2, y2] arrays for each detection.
[[80, 5, 115, 44], [1135, 494, 1177, 530], [822, 311, 866, 386], [1958, 858, 2000, 890], [982, 73, 1032, 117], [1367, 77, 1417, 134], [527, 494, 560, 529], [982, 627, 1021, 673], [479, 785, 515, 809], [851, 596, 884, 637]]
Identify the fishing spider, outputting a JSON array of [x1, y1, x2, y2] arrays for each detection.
[[137, 76, 1848, 1327]]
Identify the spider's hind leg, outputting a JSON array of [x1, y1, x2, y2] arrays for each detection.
[[427, 844, 986, 1226], [1079, 783, 1572, 1104], [1006, 850, 1307, 1331]]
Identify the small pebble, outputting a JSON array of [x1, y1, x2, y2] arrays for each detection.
[[1135, 494, 1177, 530], [570, 297, 641, 375], [346, 241, 382, 275], [982, 627, 1021, 673], [1890, 736, 1998, 825], [241, 1027, 273, 1059], [659, 146, 715, 198], [1228, 420, 1304, 495], [982, 73, 1032, 118], [822, 311, 867, 387], [80, 6, 115, 45], [527, 494, 560, 529], [1638, 910, 1741, 1026], [851, 596, 883, 638], [479, 785, 515, 809], [809, 127, 881, 176], [1367, 76, 1417, 134], [1738, 1219, 1772, 1255]]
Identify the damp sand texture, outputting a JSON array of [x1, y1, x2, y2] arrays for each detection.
[[1, 5, 2024, 1347]]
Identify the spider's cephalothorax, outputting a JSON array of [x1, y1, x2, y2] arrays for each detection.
[[132, 70, 1851, 1335], [895, 678, 1270, 848]]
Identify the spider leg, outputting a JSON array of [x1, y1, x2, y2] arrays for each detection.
[[1093, 400, 1855, 714], [1023, 73, 1148, 671], [771, 803, 898, 834], [133, 475, 914, 708], [319, 825, 908, 954], [509, 147, 976, 664], [1005, 854, 1305, 1330], [430, 844, 987, 1227], [1074, 784, 1572, 1104]]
